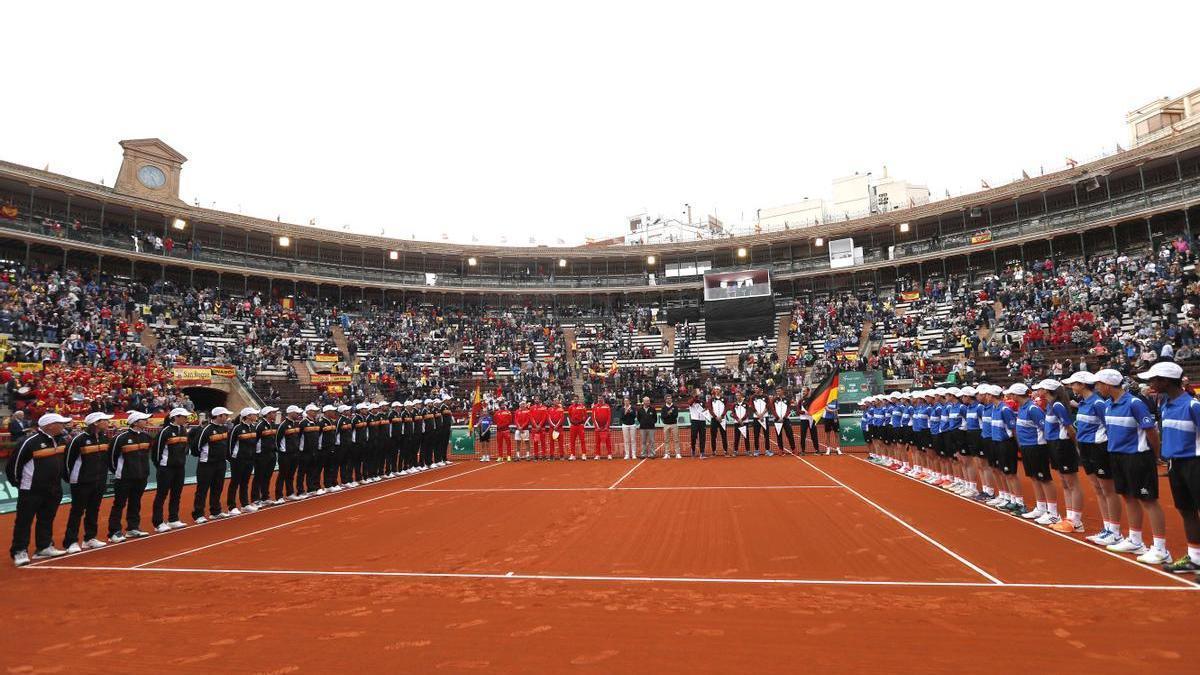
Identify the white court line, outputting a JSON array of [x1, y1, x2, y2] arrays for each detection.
[[25, 461, 463, 568], [795, 455, 1004, 585], [407, 485, 846, 493], [850, 454, 1198, 589], [608, 459, 646, 489], [23, 564, 1199, 592], [128, 462, 503, 569]]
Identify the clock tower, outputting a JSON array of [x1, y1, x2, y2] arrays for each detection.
[[114, 138, 188, 205]]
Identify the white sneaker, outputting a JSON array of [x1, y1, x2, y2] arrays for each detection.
[[194, 516, 209, 525], [675, 453, 682, 459], [271, 499, 284, 506], [1135, 548, 1171, 565], [12, 551, 29, 567], [1107, 539, 1148, 555], [109, 532, 127, 543], [33, 546, 66, 559], [1093, 531, 1120, 546], [169, 521, 187, 529], [243, 504, 259, 513], [228, 508, 243, 516], [66, 542, 82, 554], [84, 538, 108, 549], [316, 488, 327, 496], [126, 529, 149, 538], [1034, 513, 1059, 526], [1021, 507, 1046, 520], [985, 496, 1004, 507], [155, 523, 172, 533]]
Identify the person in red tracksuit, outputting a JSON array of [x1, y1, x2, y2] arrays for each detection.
[[546, 396, 566, 459], [514, 400, 533, 460], [567, 397, 589, 460], [493, 402, 514, 462], [591, 398, 613, 459], [529, 397, 548, 460]]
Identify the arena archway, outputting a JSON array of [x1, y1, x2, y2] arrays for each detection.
[[182, 386, 228, 412]]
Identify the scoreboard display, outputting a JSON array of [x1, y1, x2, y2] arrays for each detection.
[[703, 269, 771, 302]]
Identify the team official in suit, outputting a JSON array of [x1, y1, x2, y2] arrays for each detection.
[[62, 412, 114, 552]]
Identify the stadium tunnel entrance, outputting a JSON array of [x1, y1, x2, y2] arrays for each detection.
[[182, 386, 228, 412]]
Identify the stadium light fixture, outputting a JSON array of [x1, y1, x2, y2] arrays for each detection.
[[558, 258, 567, 268], [467, 257, 477, 266], [278, 236, 290, 247], [899, 222, 910, 233], [172, 218, 187, 230], [389, 250, 399, 260], [815, 237, 824, 247], [737, 247, 747, 258], [647, 255, 656, 265]]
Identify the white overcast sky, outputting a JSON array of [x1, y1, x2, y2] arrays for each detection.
[[4, 1, 1198, 245]]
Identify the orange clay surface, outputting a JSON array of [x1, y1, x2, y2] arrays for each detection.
[[3, 434, 1198, 673]]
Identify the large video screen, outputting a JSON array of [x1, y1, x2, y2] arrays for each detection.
[[703, 269, 771, 302]]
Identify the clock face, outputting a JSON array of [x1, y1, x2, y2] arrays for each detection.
[[137, 165, 166, 189]]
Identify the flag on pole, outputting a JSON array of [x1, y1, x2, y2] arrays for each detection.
[[468, 382, 483, 430], [807, 371, 839, 423]]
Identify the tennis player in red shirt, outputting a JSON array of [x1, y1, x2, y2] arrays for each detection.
[[493, 401, 514, 462], [529, 397, 548, 460], [567, 396, 590, 460], [546, 396, 566, 459], [591, 397, 613, 460]]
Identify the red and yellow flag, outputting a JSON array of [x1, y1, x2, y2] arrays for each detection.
[[806, 372, 839, 423]]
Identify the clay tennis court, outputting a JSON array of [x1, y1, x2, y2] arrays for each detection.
[[4, 443, 1198, 673]]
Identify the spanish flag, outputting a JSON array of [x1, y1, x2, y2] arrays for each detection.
[[468, 382, 483, 432], [806, 371, 838, 422]]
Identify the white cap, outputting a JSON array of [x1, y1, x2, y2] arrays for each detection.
[[212, 406, 232, 417], [126, 411, 152, 424], [304, 403, 320, 412], [322, 404, 337, 412], [1062, 371, 1096, 385], [286, 405, 304, 414], [168, 407, 191, 418], [1095, 369, 1124, 386], [1034, 379, 1061, 391], [1138, 361, 1184, 380], [260, 406, 279, 416], [84, 412, 114, 425], [355, 403, 369, 410], [947, 387, 961, 396], [1004, 383, 1029, 396], [959, 386, 975, 396], [239, 407, 260, 418], [337, 405, 351, 413], [424, 398, 434, 404], [391, 401, 403, 407], [38, 413, 73, 427]]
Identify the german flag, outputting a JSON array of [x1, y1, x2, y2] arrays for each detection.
[[806, 371, 838, 422]]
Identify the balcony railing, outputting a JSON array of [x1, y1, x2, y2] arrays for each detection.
[[1, 176, 1197, 290]]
